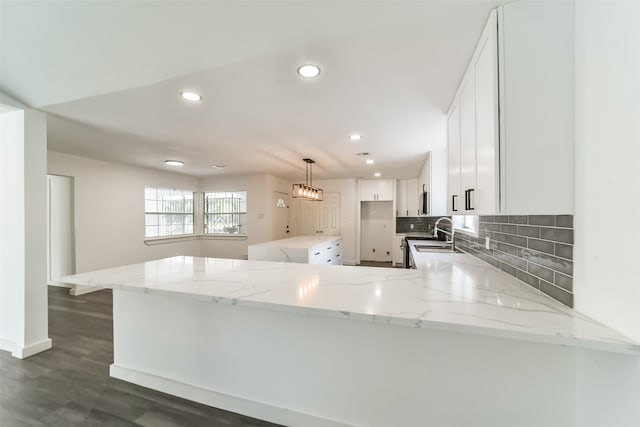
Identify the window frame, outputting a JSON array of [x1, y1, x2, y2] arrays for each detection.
[[144, 186, 195, 239], [452, 214, 479, 237], [202, 190, 248, 236]]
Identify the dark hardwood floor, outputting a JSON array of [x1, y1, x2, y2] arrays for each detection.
[[0, 287, 281, 427]]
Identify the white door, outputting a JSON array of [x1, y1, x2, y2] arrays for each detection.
[[300, 200, 320, 235], [273, 191, 291, 240], [318, 193, 340, 235], [47, 175, 75, 284]]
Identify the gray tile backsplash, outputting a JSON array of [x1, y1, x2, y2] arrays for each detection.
[[396, 216, 448, 233], [455, 215, 574, 308]]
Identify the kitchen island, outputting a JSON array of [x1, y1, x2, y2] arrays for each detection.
[[248, 235, 343, 265], [63, 253, 640, 427]]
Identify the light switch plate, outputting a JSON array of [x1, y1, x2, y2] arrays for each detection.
[[485, 236, 490, 250]]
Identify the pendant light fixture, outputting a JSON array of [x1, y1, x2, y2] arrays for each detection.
[[292, 158, 323, 201]]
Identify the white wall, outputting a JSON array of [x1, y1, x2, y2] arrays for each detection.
[[199, 174, 290, 260], [0, 102, 51, 358], [47, 151, 201, 272], [573, 2, 640, 342]]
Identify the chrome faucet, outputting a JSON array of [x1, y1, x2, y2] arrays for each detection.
[[434, 217, 454, 245]]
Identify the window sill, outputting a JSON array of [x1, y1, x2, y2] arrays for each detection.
[[144, 235, 199, 245], [201, 234, 248, 241], [144, 234, 248, 245]]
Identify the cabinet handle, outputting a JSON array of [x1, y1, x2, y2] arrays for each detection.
[[452, 195, 458, 212], [314, 252, 321, 255], [327, 259, 332, 263], [406, 210, 409, 216], [468, 188, 475, 211], [464, 190, 469, 211], [327, 247, 332, 250]]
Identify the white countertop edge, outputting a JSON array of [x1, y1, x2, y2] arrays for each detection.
[[103, 281, 640, 355]]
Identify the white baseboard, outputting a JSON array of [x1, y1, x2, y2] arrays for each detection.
[[110, 364, 350, 427], [343, 260, 357, 266], [47, 281, 72, 288], [11, 337, 52, 359], [0, 338, 15, 354], [70, 285, 102, 296]]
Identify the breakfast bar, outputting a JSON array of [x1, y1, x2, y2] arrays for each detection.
[[63, 253, 640, 427]]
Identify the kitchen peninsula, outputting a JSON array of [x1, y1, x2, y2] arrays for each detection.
[[63, 253, 640, 427]]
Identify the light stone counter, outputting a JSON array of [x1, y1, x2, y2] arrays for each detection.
[[63, 253, 638, 354], [62, 255, 640, 426]]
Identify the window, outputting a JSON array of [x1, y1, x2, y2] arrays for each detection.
[[452, 214, 479, 236], [204, 191, 247, 235], [145, 187, 194, 237]]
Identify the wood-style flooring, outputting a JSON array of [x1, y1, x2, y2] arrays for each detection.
[[0, 287, 281, 427]]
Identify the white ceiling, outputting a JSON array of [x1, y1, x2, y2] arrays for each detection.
[[1, 0, 504, 180]]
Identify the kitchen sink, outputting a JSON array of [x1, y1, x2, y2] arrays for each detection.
[[414, 244, 454, 252]]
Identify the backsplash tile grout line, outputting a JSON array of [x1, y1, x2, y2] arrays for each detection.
[[455, 215, 574, 308]]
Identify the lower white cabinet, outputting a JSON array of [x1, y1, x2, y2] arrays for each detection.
[[248, 236, 343, 265], [392, 234, 406, 266]]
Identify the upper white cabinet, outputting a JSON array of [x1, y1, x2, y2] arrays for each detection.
[[359, 179, 394, 202], [447, 3, 574, 215], [417, 153, 431, 215], [396, 178, 419, 217]]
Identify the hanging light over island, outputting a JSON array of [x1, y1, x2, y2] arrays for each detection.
[[292, 158, 323, 201]]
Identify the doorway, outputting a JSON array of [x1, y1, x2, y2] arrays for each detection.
[[273, 191, 291, 240], [47, 174, 75, 286]]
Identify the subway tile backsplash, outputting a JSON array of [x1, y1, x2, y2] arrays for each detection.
[[455, 215, 575, 308], [396, 216, 448, 233]]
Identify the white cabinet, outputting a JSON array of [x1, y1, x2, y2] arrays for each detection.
[[417, 154, 431, 215], [447, 4, 573, 215], [396, 178, 419, 217], [249, 236, 343, 265], [447, 104, 462, 214], [448, 12, 497, 215], [392, 234, 406, 266], [359, 179, 394, 201]]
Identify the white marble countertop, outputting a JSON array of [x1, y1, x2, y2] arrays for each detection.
[[62, 253, 639, 355], [248, 235, 341, 249]]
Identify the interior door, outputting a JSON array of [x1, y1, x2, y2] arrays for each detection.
[[318, 192, 340, 235], [300, 200, 320, 235], [273, 191, 291, 240]]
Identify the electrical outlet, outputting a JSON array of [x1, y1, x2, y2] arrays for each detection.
[[372, 248, 376, 253], [410, 223, 414, 230], [485, 236, 490, 250]]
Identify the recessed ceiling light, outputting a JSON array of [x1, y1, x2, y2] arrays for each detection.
[[297, 64, 321, 78], [165, 160, 184, 166], [180, 91, 202, 101], [349, 134, 363, 142], [374, 172, 381, 177], [366, 159, 375, 165]]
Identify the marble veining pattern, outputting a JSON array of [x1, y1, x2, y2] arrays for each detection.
[[62, 251, 639, 355]]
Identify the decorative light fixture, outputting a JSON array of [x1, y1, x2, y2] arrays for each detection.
[[165, 160, 184, 166], [180, 91, 202, 101], [348, 134, 363, 142], [292, 158, 323, 201], [297, 64, 321, 78]]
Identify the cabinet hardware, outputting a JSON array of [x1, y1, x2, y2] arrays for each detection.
[[314, 252, 320, 256], [468, 188, 475, 211], [452, 195, 458, 212], [327, 259, 331, 263], [327, 247, 332, 250]]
